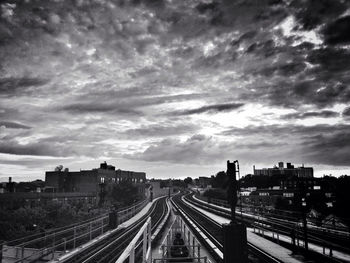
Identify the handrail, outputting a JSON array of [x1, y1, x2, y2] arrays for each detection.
[[115, 217, 151, 263]]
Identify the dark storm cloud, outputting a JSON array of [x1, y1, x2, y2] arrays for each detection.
[[0, 77, 48, 97], [222, 124, 350, 137], [240, 79, 350, 108], [254, 61, 306, 77], [222, 124, 350, 166], [59, 102, 141, 115], [323, 16, 350, 45], [308, 47, 350, 76], [304, 132, 350, 166], [171, 102, 244, 116], [281, 110, 339, 120], [125, 134, 230, 164], [124, 132, 299, 166], [1, 0, 350, 177], [57, 92, 209, 117], [122, 123, 198, 138], [292, 0, 347, 30], [0, 140, 75, 157], [0, 121, 31, 129], [342, 107, 350, 117]]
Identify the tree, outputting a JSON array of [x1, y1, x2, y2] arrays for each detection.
[[184, 177, 193, 186], [211, 171, 227, 189], [110, 181, 141, 206]]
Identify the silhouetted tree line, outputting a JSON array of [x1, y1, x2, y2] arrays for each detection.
[[109, 181, 142, 207], [0, 200, 99, 241]]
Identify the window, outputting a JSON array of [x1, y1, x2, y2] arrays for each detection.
[[259, 192, 269, 196], [325, 193, 332, 198], [283, 193, 294, 197]]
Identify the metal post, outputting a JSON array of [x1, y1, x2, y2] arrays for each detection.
[[262, 224, 264, 236], [73, 226, 76, 249], [129, 244, 135, 263], [198, 245, 200, 263], [143, 228, 147, 260], [148, 221, 152, 263], [297, 229, 300, 247], [183, 224, 186, 243], [21, 246, 24, 263], [63, 238, 66, 252], [188, 231, 190, 246], [192, 236, 195, 258], [89, 222, 92, 240], [52, 232, 56, 260]]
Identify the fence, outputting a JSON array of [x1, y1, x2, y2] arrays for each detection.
[[115, 217, 152, 263], [2, 199, 149, 263]]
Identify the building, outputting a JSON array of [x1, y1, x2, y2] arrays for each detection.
[[198, 177, 211, 188], [253, 162, 313, 178], [45, 162, 146, 195], [116, 169, 146, 184]]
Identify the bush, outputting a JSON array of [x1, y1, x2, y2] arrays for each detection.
[[203, 188, 227, 201], [109, 181, 142, 207]]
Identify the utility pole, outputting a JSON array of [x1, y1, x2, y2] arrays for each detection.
[[223, 160, 248, 263]]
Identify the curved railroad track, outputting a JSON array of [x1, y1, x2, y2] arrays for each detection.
[[172, 192, 298, 263], [57, 196, 168, 263], [185, 193, 349, 261]]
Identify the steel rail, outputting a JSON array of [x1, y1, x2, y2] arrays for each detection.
[[173, 192, 285, 263]]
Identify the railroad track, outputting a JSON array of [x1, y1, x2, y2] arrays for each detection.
[[186, 193, 350, 259], [171, 193, 289, 263], [59, 196, 168, 263]]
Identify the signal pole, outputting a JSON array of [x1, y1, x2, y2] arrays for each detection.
[[223, 160, 248, 263]]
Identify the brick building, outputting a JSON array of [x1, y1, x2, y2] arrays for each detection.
[[45, 162, 146, 195], [253, 162, 313, 178]]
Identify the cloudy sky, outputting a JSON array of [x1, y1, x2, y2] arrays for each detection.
[[1, 0, 350, 181]]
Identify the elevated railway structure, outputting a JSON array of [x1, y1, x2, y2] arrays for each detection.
[[54, 196, 168, 263], [171, 192, 289, 263], [184, 192, 350, 263], [2, 199, 150, 263], [3, 190, 349, 263]]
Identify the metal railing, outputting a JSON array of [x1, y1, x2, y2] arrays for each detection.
[[115, 217, 152, 263], [2, 199, 150, 263]]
